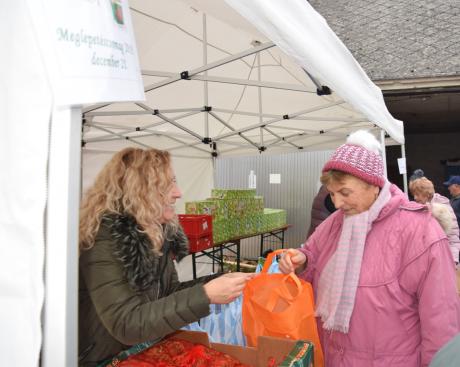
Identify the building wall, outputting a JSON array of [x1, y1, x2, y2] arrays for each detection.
[[214, 150, 333, 260]]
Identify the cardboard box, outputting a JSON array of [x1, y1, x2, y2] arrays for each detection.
[[173, 330, 313, 367]]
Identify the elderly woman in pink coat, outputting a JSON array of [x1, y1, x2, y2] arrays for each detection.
[[409, 176, 460, 265], [279, 130, 460, 367]]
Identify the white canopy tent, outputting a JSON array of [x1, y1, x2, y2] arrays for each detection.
[[82, 0, 405, 202], [1, 0, 404, 366]]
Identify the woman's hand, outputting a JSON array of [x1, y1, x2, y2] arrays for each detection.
[[278, 249, 307, 274], [204, 272, 255, 304]]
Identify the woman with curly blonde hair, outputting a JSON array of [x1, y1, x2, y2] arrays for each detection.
[[79, 147, 253, 366]]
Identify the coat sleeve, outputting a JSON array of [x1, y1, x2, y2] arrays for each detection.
[[297, 229, 321, 283], [399, 238, 460, 367], [446, 206, 460, 263], [80, 238, 211, 346]]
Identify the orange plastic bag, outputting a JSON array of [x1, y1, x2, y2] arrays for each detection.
[[242, 249, 324, 367]]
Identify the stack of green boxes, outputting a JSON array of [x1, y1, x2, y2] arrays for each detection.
[[185, 189, 287, 243]]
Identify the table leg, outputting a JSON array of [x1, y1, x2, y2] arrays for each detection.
[[236, 240, 241, 272], [192, 252, 197, 280], [260, 233, 264, 257], [220, 245, 224, 273]]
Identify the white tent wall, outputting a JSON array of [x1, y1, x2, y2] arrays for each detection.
[[1, 2, 51, 365], [214, 150, 334, 259]]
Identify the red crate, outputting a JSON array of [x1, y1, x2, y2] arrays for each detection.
[[178, 214, 213, 237], [188, 234, 214, 253]]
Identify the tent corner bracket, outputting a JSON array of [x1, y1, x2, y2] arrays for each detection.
[[316, 86, 331, 96]]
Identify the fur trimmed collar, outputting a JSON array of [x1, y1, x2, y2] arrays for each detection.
[[102, 213, 189, 292]]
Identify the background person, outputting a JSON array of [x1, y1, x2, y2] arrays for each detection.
[[409, 176, 460, 264], [444, 175, 460, 229], [307, 184, 336, 239], [279, 130, 460, 367], [78, 147, 253, 366]]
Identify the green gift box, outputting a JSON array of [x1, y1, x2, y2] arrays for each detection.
[[211, 188, 256, 199], [185, 200, 217, 217], [278, 340, 314, 367], [262, 208, 287, 231]]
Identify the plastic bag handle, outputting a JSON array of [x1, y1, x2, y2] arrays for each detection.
[[263, 250, 303, 311], [265, 271, 303, 309]]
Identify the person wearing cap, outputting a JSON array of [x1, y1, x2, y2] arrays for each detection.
[[444, 175, 460, 230], [279, 130, 460, 367], [409, 176, 460, 264]]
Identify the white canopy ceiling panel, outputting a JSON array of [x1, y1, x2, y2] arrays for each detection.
[[82, 0, 404, 194], [224, 0, 404, 143]]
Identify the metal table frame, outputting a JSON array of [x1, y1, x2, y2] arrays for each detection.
[[190, 224, 291, 279]]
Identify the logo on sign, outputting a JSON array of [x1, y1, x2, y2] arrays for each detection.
[[110, 0, 124, 25]]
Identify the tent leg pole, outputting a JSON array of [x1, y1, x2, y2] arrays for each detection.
[[401, 144, 408, 196], [202, 14, 209, 139], [42, 106, 81, 367], [257, 52, 264, 148], [380, 129, 387, 178]]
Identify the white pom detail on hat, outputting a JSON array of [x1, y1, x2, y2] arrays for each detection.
[[345, 130, 382, 155]]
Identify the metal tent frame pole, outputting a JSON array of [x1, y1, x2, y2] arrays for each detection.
[[380, 129, 388, 178], [401, 144, 408, 195]]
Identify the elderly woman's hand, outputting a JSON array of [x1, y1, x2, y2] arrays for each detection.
[[204, 272, 254, 304], [278, 249, 307, 274]]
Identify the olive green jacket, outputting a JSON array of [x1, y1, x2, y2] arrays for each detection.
[[79, 214, 212, 366]]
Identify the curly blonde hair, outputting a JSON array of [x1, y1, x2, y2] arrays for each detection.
[[79, 147, 178, 254], [409, 177, 434, 203]]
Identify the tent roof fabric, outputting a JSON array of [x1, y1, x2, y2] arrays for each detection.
[[82, 0, 404, 159]]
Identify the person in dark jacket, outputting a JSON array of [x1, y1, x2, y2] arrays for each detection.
[[307, 184, 336, 238], [78, 147, 253, 366]]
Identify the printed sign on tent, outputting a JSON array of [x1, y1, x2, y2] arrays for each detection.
[[26, 0, 144, 105], [397, 158, 407, 175]]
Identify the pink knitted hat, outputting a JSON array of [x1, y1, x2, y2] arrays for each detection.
[[322, 130, 385, 187]]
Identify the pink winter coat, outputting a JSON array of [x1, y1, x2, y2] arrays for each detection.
[[430, 192, 460, 263], [299, 184, 460, 367]]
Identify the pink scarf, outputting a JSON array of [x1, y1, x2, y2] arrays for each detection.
[[315, 181, 391, 333]]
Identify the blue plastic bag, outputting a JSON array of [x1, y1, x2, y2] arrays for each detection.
[[201, 295, 245, 345], [183, 295, 246, 346], [255, 254, 281, 274], [183, 254, 280, 346]]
